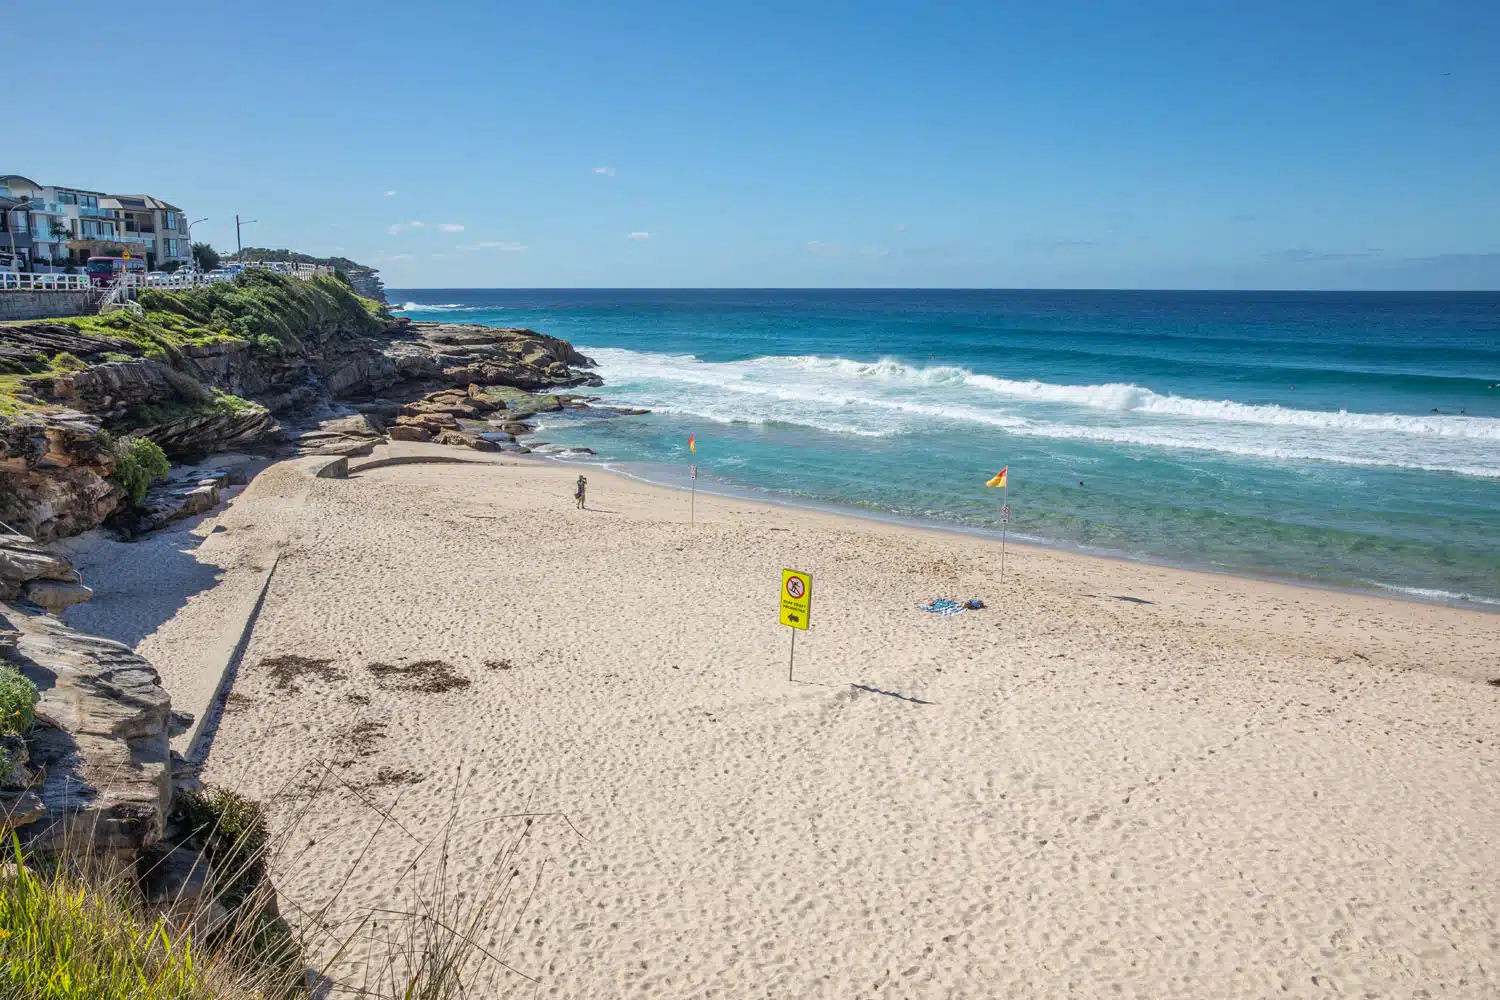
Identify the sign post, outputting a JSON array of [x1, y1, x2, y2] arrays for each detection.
[[779, 568, 812, 680]]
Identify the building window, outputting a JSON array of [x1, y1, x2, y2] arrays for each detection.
[[81, 195, 97, 209], [163, 211, 177, 230], [167, 238, 179, 257], [58, 191, 77, 205]]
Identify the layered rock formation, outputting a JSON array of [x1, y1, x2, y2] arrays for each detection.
[[389, 322, 603, 393], [5, 606, 173, 853], [1, 281, 613, 540], [0, 409, 122, 541], [0, 536, 170, 853]]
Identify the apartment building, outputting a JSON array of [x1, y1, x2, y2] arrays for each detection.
[[103, 194, 191, 268], [0, 173, 191, 270]]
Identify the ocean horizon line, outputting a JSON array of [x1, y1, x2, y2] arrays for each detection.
[[390, 286, 1500, 295]]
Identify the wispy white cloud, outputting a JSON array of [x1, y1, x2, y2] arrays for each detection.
[[387, 220, 426, 235], [438, 223, 465, 233], [383, 190, 397, 197], [858, 248, 890, 257], [390, 253, 414, 260], [431, 252, 447, 259], [627, 231, 652, 241], [894, 223, 907, 233], [593, 166, 617, 177]]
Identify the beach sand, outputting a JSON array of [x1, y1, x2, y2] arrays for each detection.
[[74, 457, 1500, 997]]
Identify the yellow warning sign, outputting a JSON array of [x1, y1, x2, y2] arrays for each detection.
[[780, 568, 811, 630]]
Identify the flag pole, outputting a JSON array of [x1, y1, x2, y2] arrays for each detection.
[[1000, 482, 1008, 584], [688, 436, 697, 525]]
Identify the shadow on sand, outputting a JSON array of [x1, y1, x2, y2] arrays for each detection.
[[850, 683, 933, 705], [57, 514, 230, 650]]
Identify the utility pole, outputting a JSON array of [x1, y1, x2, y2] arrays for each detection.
[[235, 214, 257, 262]]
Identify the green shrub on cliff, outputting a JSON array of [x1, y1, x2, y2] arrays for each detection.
[[139, 270, 385, 354], [0, 665, 37, 735], [111, 436, 171, 504]]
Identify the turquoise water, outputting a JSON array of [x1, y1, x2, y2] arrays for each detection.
[[390, 290, 1500, 607]]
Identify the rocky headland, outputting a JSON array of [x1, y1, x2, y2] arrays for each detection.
[[0, 271, 628, 542]]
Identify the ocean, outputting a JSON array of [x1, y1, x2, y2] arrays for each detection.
[[388, 289, 1500, 608]]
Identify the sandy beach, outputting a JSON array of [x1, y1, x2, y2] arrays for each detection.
[[64, 455, 1500, 998]]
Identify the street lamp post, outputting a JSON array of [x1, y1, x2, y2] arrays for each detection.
[[184, 217, 207, 274], [235, 214, 257, 262]]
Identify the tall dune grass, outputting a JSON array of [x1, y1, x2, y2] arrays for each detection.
[[0, 762, 559, 999]]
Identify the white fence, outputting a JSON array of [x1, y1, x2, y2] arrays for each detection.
[[1, 261, 339, 294], [242, 261, 336, 278], [0, 272, 92, 292]]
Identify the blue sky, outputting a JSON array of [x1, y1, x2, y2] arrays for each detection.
[[10, 1, 1498, 288]]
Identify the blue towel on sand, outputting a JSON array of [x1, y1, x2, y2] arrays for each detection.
[[919, 598, 966, 616]]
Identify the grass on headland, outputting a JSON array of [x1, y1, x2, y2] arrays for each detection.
[[0, 270, 389, 418]]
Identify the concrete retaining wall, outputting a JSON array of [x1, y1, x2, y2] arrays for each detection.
[[0, 291, 97, 322]]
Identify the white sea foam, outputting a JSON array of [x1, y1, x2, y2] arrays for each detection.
[[1367, 583, 1500, 608], [581, 347, 1500, 478], [775, 355, 1500, 439], [395, 302, 485, 312]]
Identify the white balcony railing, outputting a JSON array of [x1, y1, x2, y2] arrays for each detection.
[[73, 231, 147, 245]]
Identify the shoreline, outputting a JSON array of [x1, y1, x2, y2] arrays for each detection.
[[534, 452, 1500, 616]]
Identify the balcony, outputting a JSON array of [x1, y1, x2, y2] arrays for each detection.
[[72, 232, 147, 245], [22, 200, 66, 215], [76, 205, 112, 218]]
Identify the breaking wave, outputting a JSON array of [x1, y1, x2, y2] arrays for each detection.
[[395, 302, 488, 313], [582, 348, 1500, 478]]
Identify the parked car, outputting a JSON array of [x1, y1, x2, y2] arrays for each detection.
[[205, 268, 236, 282], [145, 271, 171, 285]]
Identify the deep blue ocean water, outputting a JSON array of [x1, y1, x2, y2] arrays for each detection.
[[389, 289, 1500, 607]]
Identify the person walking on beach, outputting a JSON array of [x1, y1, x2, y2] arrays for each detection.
[[574, 474, 587, 509]]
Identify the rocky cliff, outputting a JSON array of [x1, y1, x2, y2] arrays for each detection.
[[0, 271, 606, 540]]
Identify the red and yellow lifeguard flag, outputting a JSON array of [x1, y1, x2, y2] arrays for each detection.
[[986, 466, 1008, 488], [688, 434, 696, 453]]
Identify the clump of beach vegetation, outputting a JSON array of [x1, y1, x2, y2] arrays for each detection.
[[110, 435, 171, 504]]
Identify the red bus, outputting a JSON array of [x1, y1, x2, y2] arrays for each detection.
[[86, 255, 147, 287]]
